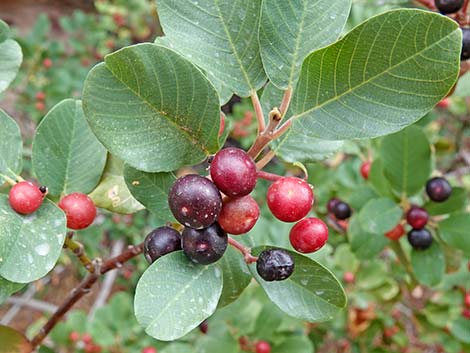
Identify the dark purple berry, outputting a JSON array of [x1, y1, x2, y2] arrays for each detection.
[[333, 201, 351, 220], [406, 206, 428, 230], [199, 320, 209, 334], [407, 228, 433, 250], [327, 198, 340, 214], [182, 223, 227, 265], [210, 147, 257, 197], [256, 248, 294, 282], [168, 174, 222, 229], [144, 226, 182, 264], [435, 0, 464, 14], [462, 28, 470, 61], [426, 177, 452, 202]]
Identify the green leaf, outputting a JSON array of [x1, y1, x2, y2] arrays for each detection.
[[0, 277, 24, 304], [161, 343, 194, 353], [0, 38, 22, 93], [272, 336, 314, 353], [411, 241, 445, 287], [0, 19, 9, 43], [368, 159, 394, 198], [32, 99, 107, 196], [123, 165, 176, 222], [249, 247, 346, 322], [156, 0, 267, 97], [333, 244, 359, 273], [134, 251, 223, 341], [439, 214, 470, 255], [380, 126, 431, 196], [358, 198, 402, 234], [83, 44, 220, 172], [287, 9, 460, 141], [195, 323, 239, 353], [356, 260, 388, 290], [0, 325, 32, 353], [450, 317, 470, 344], [348, 215, 389, 259], [0, 109, 22, 184], [424, 187, 468, 216], [259, 0, 351, 89], [254, 303, 284, 340], [217, 246, 252, 308], [0, 195, 66, 283], [89, 156, 144, 214]]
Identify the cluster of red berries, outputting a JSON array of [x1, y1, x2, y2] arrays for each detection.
[[8, 181, 96, 230], [69, 331, 101, 353], [143, 147, 329, 282]]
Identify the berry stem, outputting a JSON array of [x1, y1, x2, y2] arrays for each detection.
[[256, 170, 282, 182], [0, 173, 18, 186], [279, 86, 293, 117], [63, 233, 95, 273], [228, 237, 258, 264], [256, 150, 276, 170], [389, 241, 418, 287], [251, 91, 266, 134], [247, 108, 283, 159]]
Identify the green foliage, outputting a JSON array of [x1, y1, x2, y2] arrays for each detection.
[[411, 241, 445, 287], [0, 110, 23, 184], [0, 21, 22, 94]]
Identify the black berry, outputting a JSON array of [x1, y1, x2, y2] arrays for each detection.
[[407, 228, 433, 250], [333, 201, 352, 220], [426, 177, 452, 202], [462, 28, 470, 61], [327, 198, 340, 213], [168, 174, 222, 229], [144, 226, 182, 264], [182, 223, 228, 265], [435, 0, 464, 14], [256, 248, 294, 282]]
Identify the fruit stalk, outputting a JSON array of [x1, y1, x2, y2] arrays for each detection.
[[227, 237, 258, 264], [251, 91, 266, 133], [63, 233, 95, 273], [390, 241, 418, 287], [413, 0, 435, 9]]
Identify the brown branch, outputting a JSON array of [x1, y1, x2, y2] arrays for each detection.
[[256, 150, 276, 170], [228, 237, 258, 264], [247, 108, 283, 159], [279, 86, 293, 117], [63, 232, 95, 273]]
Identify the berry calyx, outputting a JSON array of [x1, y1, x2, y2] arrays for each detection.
[[266, 177, 313, 222], [333, 201, 352, 220], [289, 217, 329, 254], [461, 28, 470, 61], [218, 195, 260, 235], [385, 224, 405, 241], [210, 147, 257, 197], [256, 248, 294, 281], [182, 223, 227, 265], [407, 228, 433, 250], [58, 193, 96, 230], [9, 181, 44, 214], [435, 0, 464, 14], [142, 347, 157, 353], [343, 272, 355, 284], [426, 177, 452, 202], [168, 174, 222, 229], [144, 226, 182, 264], [360, 161, 371, 180], [406, 206, 428, 230], [255, 341, 271, 353], [327, 198, 340, 213]]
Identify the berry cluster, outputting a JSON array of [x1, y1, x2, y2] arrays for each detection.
[[68, 331, 102, 353], [327, 197, 352, 221]]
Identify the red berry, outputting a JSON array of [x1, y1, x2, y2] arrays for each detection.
[[142, 347, 157, 353], [267, 177, 313, 222], [218, 195, 260, 235], [69, 331, 80, 342], [210, 147, 257, 197], [343, 272, 355, 283], [437, 98, 450, 108], [255, 341, 271, 353], [43, 58, 52, 69], [465, 293, 470, 308], [289, 218, 328, 253], [35, 101, 46, 111], [58, 193, 97, 230], [112, 13, 126, 26], [9, 181, 44, 214], [82, 333, 93, 344], [462, 308, 470, 319], [360, 161, 371, 180], [406, 206, 428, 230], [199, 320, 209, 334], [35, 91, 46, 101], [385, 224, 405, 241]]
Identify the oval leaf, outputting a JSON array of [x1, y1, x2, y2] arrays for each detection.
[[0, 325, 32, 353], [0, 109, 22, 184], [32, 99, 107, 196], [0, 38, 22, 93], [411, 241, 445, 287], [0, 195, 66, 283], [358, 197, 402, 234], [260, 0, 351, 89], [249, 247, 346, 322], [348, 215, 389, 259], [83, 44, 220, 172], [288, 9, 460, 140], [156, 0, 267, 97], [438, 214, 470, 256], [134, 251, 223, 341], [0, 19, 9, 43]]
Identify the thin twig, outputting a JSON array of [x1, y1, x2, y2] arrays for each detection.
[[256, 150, 276, 170], [63, 233, 95, 273], [279, 86, 293, 117], [5, 297, 58, 314], [0, 286, 37, 325], [228, 237, 258, 264], [247, 108, 283, 159], [251, 91, 265, 134]]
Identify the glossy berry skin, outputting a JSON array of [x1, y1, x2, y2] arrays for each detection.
[[255, 341, 271, 353], [218, 195, 260, 235], [385, 224, 405, 241], [462, 28, 470, 61], [142, 347, 157, 353], [266, 177, 313, 222], [168, 174, 222, 229], [210, 147, 257, 197], [406, 206, 428, 230], [360, 161, 371, 180], [327, 198, 340, 213], [333, 201, 352, 220], [435, 0, 464, 14], [289, 218, 328, 254], [182, 223, 227, 265], [9, 181, 44, 214], [426, 177, 452, 202], [58, 193, 96, 230], [144, 226, 181, 264], [256, 248, 294, 282], [407, 228, 433, 250]]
